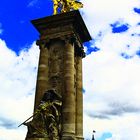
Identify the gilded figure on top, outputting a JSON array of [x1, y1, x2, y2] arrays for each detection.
[[53, 0, 83, 15]]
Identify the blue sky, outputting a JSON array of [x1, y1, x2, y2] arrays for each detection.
[[1, 0, 140, 140], [0, 0, 53, 54]]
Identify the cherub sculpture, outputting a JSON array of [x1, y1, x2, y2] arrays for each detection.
[[53, 0, 83, 15]]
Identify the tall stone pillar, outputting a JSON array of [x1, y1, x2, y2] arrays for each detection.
[[62, 38, 75, 139], [75, 57, 83, 140], [34, 41, 49, 110], [26, 10, 91, 140]]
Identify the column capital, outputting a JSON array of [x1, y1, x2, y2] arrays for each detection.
[[36, 39, 50, 50], [63, 35, 85, 58], [36, 35, 85, 58], [63, 35, 76, 45]]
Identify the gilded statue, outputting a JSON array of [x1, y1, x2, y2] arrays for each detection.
[[53, 0, 83, 15]]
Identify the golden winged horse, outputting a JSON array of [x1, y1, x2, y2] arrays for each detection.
[[53, 0, 83, 15]]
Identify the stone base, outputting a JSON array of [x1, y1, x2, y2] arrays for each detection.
[[61, 136, 75, 140], [75, 136, 84, 140], [25, 138, 49, 140], [26, 137, 84, 140], [61, 133, 76, 140]]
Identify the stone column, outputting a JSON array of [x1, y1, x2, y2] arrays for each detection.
[[62, 38, 76, 140], [34, 41, 49, 110], [75, 57, 83, 140]]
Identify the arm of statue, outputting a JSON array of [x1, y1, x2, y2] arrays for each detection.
[[71, 1, 83, 10], [18, 112, 38, 127]]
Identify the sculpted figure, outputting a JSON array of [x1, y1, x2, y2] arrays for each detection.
[[20, 89, 62, 139], [53, 0, 83, 15]]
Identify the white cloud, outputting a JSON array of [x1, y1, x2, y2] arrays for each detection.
[[83, 51, 140, 139], [81, 0, 140, 139], [0, 127, 27, 140], [81, 0, 140, 36], [0, 39, 39, 139]]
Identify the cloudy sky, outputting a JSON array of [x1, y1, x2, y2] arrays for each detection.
[[0, 0, 140, 140]]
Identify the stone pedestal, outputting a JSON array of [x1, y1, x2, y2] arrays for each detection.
[[26, 10, 91, 140], [26, 138, 49, 140]]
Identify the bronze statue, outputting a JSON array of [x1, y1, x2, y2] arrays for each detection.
[[19, 89, 62, 139], [53, 0, 83, 15]]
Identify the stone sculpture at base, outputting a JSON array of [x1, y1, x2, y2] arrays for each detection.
[[24, 90, 62, 140]]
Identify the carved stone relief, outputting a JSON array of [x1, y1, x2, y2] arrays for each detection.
[[48, 40, 64, 95]]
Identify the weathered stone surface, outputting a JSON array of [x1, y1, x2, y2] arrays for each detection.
[[75, 57, 83, 139], [25, 10, 91, 140], [31, 10, 91, 43], [26, 138, 49, 140]]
